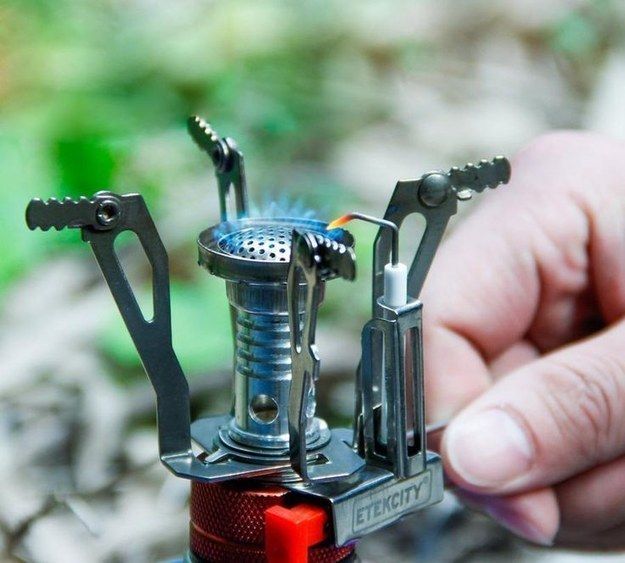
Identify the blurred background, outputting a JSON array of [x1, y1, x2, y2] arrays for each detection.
[[2, 0, 625, 561]]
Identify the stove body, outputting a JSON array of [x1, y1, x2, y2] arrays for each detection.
[[26, 116, 511, 562]]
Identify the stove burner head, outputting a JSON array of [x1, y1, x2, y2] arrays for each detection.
[[198, 217, 353, 282], [218, 224, 294, 262]]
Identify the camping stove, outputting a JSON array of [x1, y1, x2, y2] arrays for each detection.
[[26, 116, 511, 562]]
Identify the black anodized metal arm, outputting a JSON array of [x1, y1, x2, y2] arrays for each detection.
[[372, 156, 511, 309], [26, 192, 192, 461]]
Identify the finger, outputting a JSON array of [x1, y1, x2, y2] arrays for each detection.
[[455, 486, 559, 546], [488, 340, 540, 379], [442, 318, 625, 495], [423, 132, 625, 418], [555, 455, 625, 546], [424, 324, 491, 421], [425, 336, 538, 423]]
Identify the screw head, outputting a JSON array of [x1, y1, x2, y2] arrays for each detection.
[[418, 173, 451, 207], [96, 198, 121, 227], [211, 138, 233, 172]]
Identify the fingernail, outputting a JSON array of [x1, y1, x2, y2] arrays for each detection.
[[486, 499, 555, 546], [446, 408, 534, 488], [456, 490, 554, 546]]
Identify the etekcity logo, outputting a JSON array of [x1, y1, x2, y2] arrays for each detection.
[[352, 473, 431, 532]]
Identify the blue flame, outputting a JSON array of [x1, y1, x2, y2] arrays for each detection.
[[210, 194, 345, 241], [248, 194, 321, 221]]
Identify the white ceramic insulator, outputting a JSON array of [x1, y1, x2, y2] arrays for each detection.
[[383, 262, 408, 307]]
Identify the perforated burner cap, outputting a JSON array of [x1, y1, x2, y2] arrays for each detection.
[[198, 217, 353, 282], [218, 224, 293, 262]]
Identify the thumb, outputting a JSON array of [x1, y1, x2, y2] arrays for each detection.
[[441, 319, 625, 494]]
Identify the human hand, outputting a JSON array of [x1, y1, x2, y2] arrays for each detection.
[[422, 132, 625, 548]]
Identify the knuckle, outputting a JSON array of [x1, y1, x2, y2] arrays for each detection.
[[518, 130, 614, 162], [515, 131, 576, 167], [542, 354, 624, 464], [513, 131, 622, 190]]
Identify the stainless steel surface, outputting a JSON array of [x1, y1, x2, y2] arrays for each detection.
[[324, 156, 511, 547], [26, 194, 122, 231], [287, 230, 356, 480], [25, 191, 356, 484], [190, 417, 365, 484], [328, 212, 400, 265], [285, 451, 444, 546], [187, 115, 249, 222], [227, 277, 318, 450], [198, 217, 354, 282], [26, 191, 200, 476], [360, 299, 426, 479], [219, 223, 294, 261], [190, 117, 355, 464], [352, 156, 511, 461], [203, 220, 352, 452], [372, 156, 511, 309]]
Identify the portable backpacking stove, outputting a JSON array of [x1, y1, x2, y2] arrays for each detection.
[[26, 116, 511, 562]]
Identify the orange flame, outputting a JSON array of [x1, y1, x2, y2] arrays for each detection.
[[326, 213, 354, 230]]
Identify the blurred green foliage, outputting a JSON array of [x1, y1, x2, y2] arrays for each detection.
[[550, 0, 618, 58]]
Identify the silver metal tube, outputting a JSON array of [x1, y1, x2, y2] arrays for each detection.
[[225, 280, 323, 450], [197, 217, 351, 457]]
